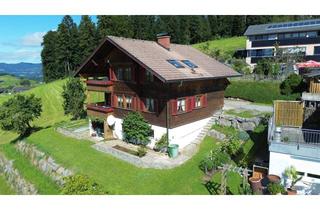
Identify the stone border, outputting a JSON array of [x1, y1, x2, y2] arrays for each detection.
[[0, 153, 37, 195], [15, 141, 73, 186]]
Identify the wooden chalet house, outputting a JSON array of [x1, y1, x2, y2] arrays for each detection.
[[75, 34, 240, 149]]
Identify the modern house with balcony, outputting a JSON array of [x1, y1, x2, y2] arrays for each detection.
[[268, 71, 320, 194], [75, 34, 240, 149], [244, 19, 320, 67]]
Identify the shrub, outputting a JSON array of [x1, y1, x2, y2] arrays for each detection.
[[122, 112, 152, 145], [221, 139, 242, 156], [0, 94, 42, 136], [62, 77, 86, 119], [267, 183, 285, 195], [19, 79, 31, 87], [137, 145, 147, 157], [62, 175, 105, 195], [154, 133, 168, 151], [199, 146, 230, 173], [280, 74, 304, 95]]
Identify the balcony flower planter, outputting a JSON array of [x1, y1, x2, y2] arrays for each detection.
[[249, 177, 262, 194], [267, 174, 281, 184], [286, 188, 297, 195]]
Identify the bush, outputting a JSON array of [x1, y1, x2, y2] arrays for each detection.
[[154, 133, 168, 151], [199, 146, 230, 173], [122, 112, 152, 145], [221, 139, 242, 157], [62, 77, 86, 119], [280, 74, 305, 95], [137, 145, 147, 157], [267, 183, 285, 195], [62, 175, 105, 195], [19, 79, 31, 87]]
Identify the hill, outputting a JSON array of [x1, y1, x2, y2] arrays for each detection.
[[193, 36, 246, 56], [0, 79, 70, 144], [0, 74, 38, 89], [0, 62, 42, 80]]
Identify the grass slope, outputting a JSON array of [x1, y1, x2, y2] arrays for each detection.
[[0, 75, 37, 88], [193, 36, 246, 55], [225, 80, 300, 104], [27, 128, 218, 195], [0, 174, 15, 195], [0, 144, 60, 194], [0, 80, 70, 144]]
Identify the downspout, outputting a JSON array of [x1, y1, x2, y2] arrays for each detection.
[[166, 83, 170, 145]]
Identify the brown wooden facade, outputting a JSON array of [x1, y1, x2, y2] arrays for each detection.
[[81, 47, 229, 129]]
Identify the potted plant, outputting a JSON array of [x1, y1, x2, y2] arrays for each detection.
[[267, 182, 285, 195], [284, 166, 303, 195]]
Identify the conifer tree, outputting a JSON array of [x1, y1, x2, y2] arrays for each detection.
[[78, 15, 97, 63], [41, 30, 59, 82]]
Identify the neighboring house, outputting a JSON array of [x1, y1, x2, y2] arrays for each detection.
[[268, 71, 320, 194], [243, 19, 320, 67], [75, 34, 240, 149]]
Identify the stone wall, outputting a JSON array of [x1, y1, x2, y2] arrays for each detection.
[[15, 141, 73, 186], [212, 113, 264, 131], [0, 153, 37, 195]]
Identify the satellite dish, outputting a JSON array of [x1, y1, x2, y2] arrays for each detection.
[[107, 115, 116, 126]]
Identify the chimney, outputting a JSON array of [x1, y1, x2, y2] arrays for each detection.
[[157, 33, 170, 50]]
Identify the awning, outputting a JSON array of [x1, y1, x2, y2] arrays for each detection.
[[296, 60, 320, 68]]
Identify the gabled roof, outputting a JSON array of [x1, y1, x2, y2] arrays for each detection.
[[244, 19, 320, 36], [75, 36, 240, 83]]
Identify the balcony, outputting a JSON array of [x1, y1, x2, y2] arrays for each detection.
[[251, 37, 320, 48], [87, 102, 114, 118], [268, 116, 320, 159], [86, 79, 113, 92]]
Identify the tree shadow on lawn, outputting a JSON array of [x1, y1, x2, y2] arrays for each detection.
[[10, 125, 51, 144], [233, 124, 269, 167]]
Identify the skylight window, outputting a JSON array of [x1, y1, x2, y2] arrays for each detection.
[[167, 59, 185, 68], [181, 60, 198, 68]]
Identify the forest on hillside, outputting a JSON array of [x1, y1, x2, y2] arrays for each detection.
[[41, 15, 320, 82]]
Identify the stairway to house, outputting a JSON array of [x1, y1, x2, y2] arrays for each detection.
[[181, 110, 223, 157]]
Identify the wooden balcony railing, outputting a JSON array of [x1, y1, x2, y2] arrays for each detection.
[[309, 80, 320, 93], [86, 80, 113, 86], [87, 103, 114, 113]]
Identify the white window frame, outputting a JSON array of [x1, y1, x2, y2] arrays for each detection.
[[125, 96, 133, 109], [195, 95, 202, 108], [117, 95, 124, 108], [177, 98, 186, 113]]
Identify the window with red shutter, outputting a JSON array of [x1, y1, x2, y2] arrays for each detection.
[[202, 94, 208, 107], [171, 99, 177, 115]]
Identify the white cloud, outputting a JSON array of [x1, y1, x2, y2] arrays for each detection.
[[0, 49, 41, 63], [21, 32, 46, 47]]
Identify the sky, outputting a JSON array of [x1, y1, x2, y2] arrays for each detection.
[[0, 15, 97, 64]]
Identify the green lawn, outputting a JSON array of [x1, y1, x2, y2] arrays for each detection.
[[193, 36, 246, 56], [0, 79, 71, 144], [224, 109, 269, 118], [225, 80, 300, 104], [0, 144, 60, 195], [26, 128, 219, 195], [0, 174, 15, 195], [209, 171, 243, 195]]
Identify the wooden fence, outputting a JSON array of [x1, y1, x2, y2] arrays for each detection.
[[274, 100, 304, 127], [309, 80, 320, 93]]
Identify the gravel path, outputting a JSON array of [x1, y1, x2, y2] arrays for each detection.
[[223, 98, 273, 113]]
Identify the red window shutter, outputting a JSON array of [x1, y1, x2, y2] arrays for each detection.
[[109, 67, 116, 81], [202, 94, 208, 107], [139, 67, 145, 84], [140, 97, 146, 111], [187, 96, 194, 111], [171, 99, 177, 115]]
